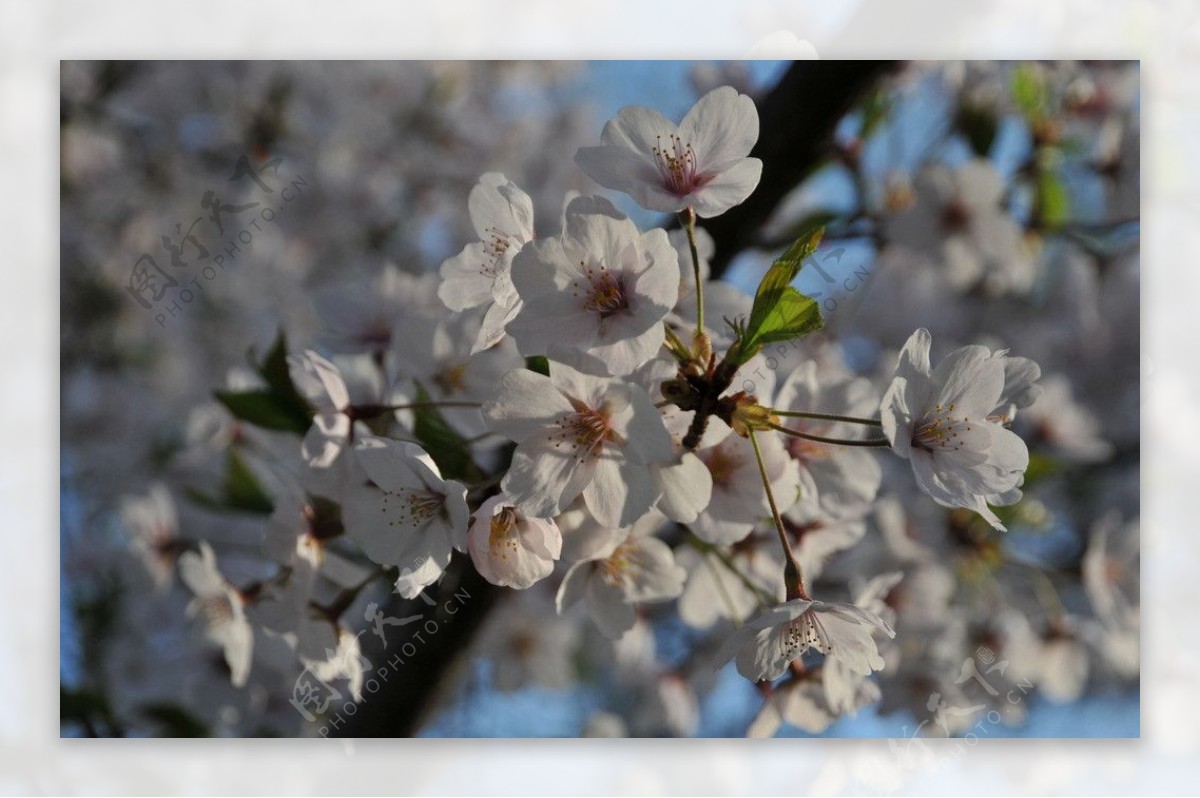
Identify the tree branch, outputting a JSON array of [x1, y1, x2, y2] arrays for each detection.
[[705, 60, 899, 278]]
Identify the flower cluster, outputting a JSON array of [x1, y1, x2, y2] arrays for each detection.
[[64, 61, 1139, 738]]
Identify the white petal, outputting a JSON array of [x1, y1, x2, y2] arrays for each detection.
[[583, 453, 659, 529], [482, 369, 573, 443], [689, 158, 763, 218], [678, 86, 760, 172], [438, 243, 495, 311], [653, 453, 713, 523], [502, 439, 591, 520]]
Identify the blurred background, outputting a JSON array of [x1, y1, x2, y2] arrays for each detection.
[[59, 59, 1139, 738]]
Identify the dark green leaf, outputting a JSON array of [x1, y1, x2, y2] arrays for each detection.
[[255, 330, 313, 425], [524, 355, 550, 377], [139, 702, 211, 737], [214, 389, 311, 434], [412, 383, 480, 483], [61, 684, 119, 735], [956, 104, 999, 157], [185, 448, 274, 515]]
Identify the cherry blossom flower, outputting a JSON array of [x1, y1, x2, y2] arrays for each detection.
[[119, 482, 179, 590], [880, 328, 1033, 531], [476, 590, 581, 692], [483, 363, 673, 527], [251, 533, 339, 664], [177, 542, 254, 688], [556, 514, 687, 639], [312, 263, 440, 356], [690, 418, 799, 546], [437, 173, 536, 352], [882, 159, 1034, 294], [775, 362, 882, 524], [506, 197, 679, 377], [747, 670, 882, 738], [304, 628, 370, 702], [716, 597, 895, 683], [287, 349, 393, 496], [466, 495, 562, 589], [677, 542, 784, 629], [389, 311, 524, 439], [340, 437, 469, 597], [575, 86, 763, 218]]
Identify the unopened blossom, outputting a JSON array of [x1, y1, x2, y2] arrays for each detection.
[[556, 514, 687, 639], [438, 173, 536, 352], [506, 198, 679, 377], [716, 597, 895, 683], [467, 495, 562, 589], [483, 362, 673, 527], [880, 328, 1033, 531], [178, 542, 254, 688], [341, 437, 469, 597], [575, 85, 763, 218]]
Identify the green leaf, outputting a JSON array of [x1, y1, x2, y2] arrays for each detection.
[[524, 355, 550, 377], [1035, 170, 1071, 229], [216, 330, 313, 434], [744, 289, 824, 352], [956, 104, 999, 157], [1012, 63, 1048, 121], [411, 383, 480, 483], [735, 225, 826, 364], [255, 330, 313, 424], [859, 88, 892, 139], [61, 684, 119, 735], [214, 389, 311, 434], [185, 448, 274, 515]]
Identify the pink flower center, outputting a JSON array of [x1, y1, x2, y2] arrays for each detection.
[[652, 133, 704, 196], [913, 403, 972, 452], [598, 542, 635, 587], [702, 444, 742, 489], [782, 610, 829, 662], [574, 263, 631, 320], [381, 489, 445, 527], [480, 226, 515, 278], [549, 399, 619, 462]]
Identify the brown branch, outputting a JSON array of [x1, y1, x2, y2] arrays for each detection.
[[705, 60, 900, 278]]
